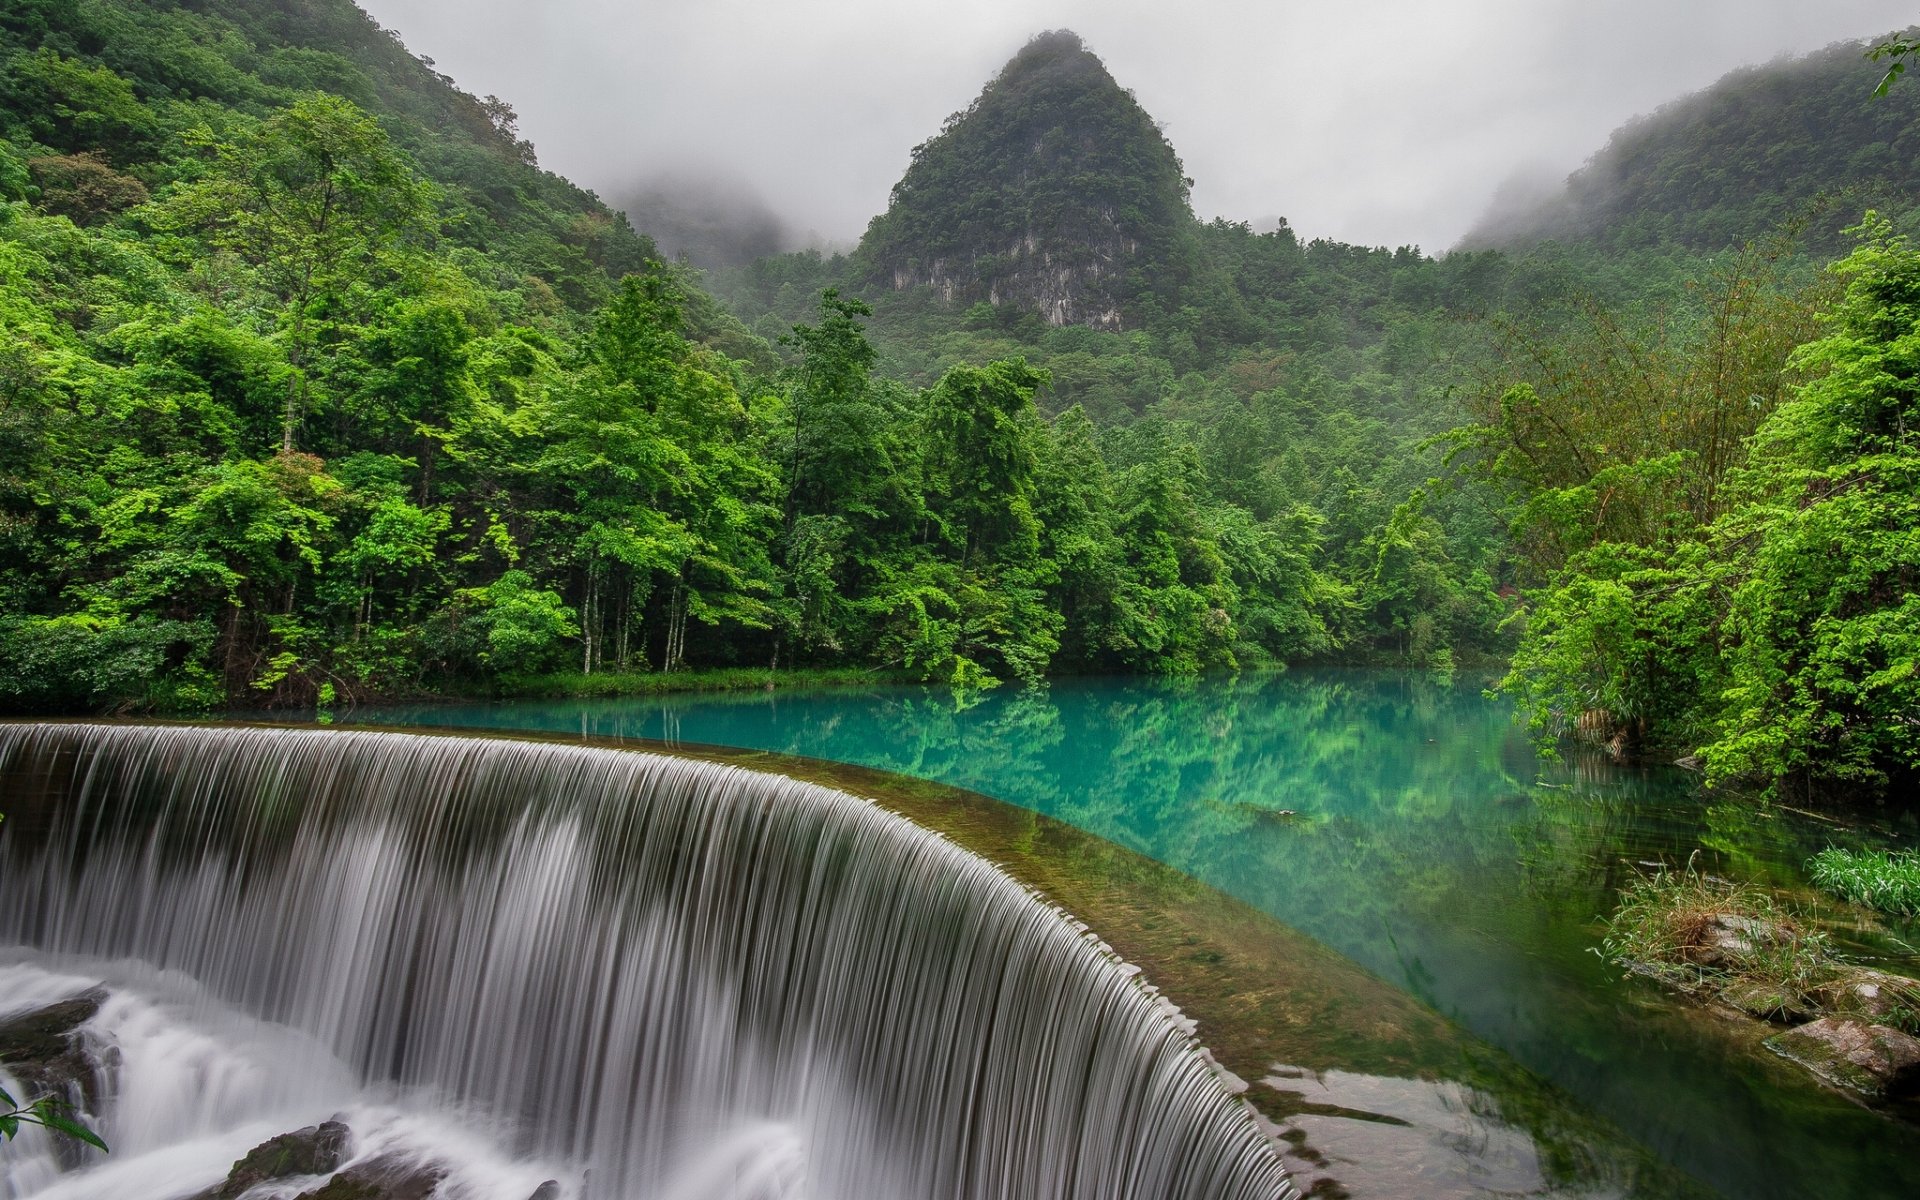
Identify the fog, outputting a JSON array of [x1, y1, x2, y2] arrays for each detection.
[[356, 0, 1914, 257]]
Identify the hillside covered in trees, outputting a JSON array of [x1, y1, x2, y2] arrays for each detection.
[[1461, 32, 1920, 253], [0, 6, 1913, 799]]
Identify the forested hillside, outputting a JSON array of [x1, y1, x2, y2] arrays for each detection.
[[2, 8, 1912, 799], [1461, 31, 1920, 253], [709, 31, 1918, 799], [0, 3, 1394, 713]]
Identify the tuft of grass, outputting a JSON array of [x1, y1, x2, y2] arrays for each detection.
[[1600, 857, 1838, 1013], [1807, 847, 1920, 917]]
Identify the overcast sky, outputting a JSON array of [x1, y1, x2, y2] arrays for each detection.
[[356, 0, 1913, 254]]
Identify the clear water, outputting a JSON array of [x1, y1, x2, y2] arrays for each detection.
[[340, 669, 1920, 1200]]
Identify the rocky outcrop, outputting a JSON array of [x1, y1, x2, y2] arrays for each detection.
[[1810, 968, 1920, 1024], [854, 30, 1201, 330], [192, 1121, 352, 1199], [292, 1153, 446, 1200], [1765, 1017, 1920, 1100], [0, 988, 107, 1110]]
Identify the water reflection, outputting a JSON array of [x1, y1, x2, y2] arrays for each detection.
[[343, 670, 1920, 1200], [1265, 1066, 1610, 1200]]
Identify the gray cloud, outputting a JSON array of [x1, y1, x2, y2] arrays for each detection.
[[358, 0, 1914, 254]]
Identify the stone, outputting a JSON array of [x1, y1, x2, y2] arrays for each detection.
[[1720, 978, 1812, 1023], [0, 988, 107, 1109], [1808, 968, 1920, 1024], [527, 1183, 561, 1200], [1765, 1017, 1920, 1100], [193, 1121, 352, 1200], [1683, 913, 1785, 969], [293, 1153, 446, 1200]]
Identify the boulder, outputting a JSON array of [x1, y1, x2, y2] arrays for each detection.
[[0, 988, 107, 1109], [293, 1153, 446, 1200], [1808, 968, 1920, 1024], [1682, 913, 1786, 969], [193, 1121, 351, 1199], [527, 1183, 561, 1200], [1765, 1017, 1920, 1100]]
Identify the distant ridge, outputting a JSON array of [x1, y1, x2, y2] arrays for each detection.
[[853, 30, 1201, 330], [1461, 32, 1920, 252]]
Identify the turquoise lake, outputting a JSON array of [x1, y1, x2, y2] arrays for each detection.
[[340, 669, 1920, 1199]]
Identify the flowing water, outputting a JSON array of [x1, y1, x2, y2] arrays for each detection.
[[325, 670, 1920, 1200], [0, 723, 1292, 1200]]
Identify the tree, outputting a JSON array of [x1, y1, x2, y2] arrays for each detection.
[[158, 94, 433, 451]]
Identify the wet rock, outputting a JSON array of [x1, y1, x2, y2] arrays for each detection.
[[527, 1183, 561, 1200], [294, 1153, 446, 1200], [1809, 968, 1920, 1024], [193, 1121, 352, 1199], [1765, 1017, 1920, 1100], [1683, 913, 1785, 969], [1720, 978, 1812, 1023], [0, 988, 107, 1109]]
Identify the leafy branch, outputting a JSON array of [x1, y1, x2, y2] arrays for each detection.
[[0, 1084, 108, 1151], [1868, 34, 1919, 97]]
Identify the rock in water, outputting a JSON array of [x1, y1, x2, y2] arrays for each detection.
[[293, 1153, 447, 1200], [1809, 968, 1920, 1024], [527, 1182, 561, 1200], [0, 988, 107, 1109], [1765, 1017, 1920, 1099], [193, 1121, 352, 1199]]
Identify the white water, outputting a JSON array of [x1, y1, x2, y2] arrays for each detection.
[[0, 723, 1292, 1200]]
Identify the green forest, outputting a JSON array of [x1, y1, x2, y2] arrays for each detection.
[[0, 4, 1914, 801]]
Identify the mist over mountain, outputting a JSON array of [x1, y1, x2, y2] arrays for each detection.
[[1460, 31, 1920, 251], [614, 171, 794, 270]]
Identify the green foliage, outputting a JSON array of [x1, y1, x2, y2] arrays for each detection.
[[0, 1082, 107, 1151], [456, 570, 578, 674], [1489, 220, 1920, 794], [1471, 35, 1920, 253], [1808, 847, 1920, 916]]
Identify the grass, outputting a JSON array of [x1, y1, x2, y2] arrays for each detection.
[[493, 666, 913, 700], [1600, 857, 1839, 1016], [1807, 847, 1920, 918]]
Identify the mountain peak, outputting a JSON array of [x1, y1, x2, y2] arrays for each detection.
[[855, 31, 1196, 330]]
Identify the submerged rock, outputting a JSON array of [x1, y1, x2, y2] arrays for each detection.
[[1765, 1017, 1920, 1100], [0, 987, 107, 1109], [293, 1153, 446, 1200], [193, 1120, 352, 1199]]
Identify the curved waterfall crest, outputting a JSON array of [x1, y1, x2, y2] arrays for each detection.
[[0, 722, 1294, 1200]]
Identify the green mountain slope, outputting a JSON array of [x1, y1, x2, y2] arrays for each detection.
[[0, 0, 659, 310], [854, 30, 1205, 330], [1463, 32, 1920, 252]]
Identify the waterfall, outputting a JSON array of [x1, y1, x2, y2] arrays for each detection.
[[0, 723, 1292, 1200]]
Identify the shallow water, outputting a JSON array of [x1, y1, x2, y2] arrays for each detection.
[[341, 669, 1920, 1200]]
